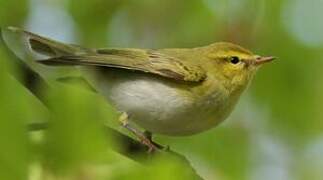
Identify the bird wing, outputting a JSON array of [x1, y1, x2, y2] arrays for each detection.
[[40, 48, 206, 82], [6, 27, 206, 82]]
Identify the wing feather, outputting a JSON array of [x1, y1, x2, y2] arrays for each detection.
[[5, 27, 206, 82]]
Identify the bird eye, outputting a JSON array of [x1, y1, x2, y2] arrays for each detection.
[[230, 56, 240, 64]]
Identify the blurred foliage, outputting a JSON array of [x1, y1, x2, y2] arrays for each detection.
[[43, 84, 108, 174], [69, 0, 124, 46], [0, 0, 29, 26], [1, 0, 323, 179], [0, 49, 29, 180]]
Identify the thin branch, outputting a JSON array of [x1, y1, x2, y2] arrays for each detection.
[[0, 28, 203, 180]]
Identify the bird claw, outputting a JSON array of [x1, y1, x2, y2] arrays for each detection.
[[140, 138, 158, 153]]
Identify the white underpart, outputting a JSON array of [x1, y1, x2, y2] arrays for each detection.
[[83, 69, 231, 136], [109, 79, 188, 123]]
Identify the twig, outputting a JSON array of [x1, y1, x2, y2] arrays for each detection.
[[0, 28, 203, 180]]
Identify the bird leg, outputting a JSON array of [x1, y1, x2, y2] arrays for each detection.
[[143, 131, 152, 142], [118, 112, 158, 153]]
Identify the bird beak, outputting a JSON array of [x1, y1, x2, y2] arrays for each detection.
[[254, 56, 276, 66]]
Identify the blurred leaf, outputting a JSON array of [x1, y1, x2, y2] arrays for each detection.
[[0, 49, 29, 180], [0, 0, 29, 26], [109, 155, 198, 180], [158, 125, 250, 180], [43, 83, 111, 174]]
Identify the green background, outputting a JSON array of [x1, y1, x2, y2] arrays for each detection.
[[1, 0, 323, 179]]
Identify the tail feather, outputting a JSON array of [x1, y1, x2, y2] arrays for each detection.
[[5, 27, 93, 58]]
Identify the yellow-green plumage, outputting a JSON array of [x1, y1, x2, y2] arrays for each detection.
[[3, 27, 274, 136]]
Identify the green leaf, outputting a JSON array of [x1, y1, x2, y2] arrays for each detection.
[[43, 83, 111, 174], [0, 51, 29, 180]]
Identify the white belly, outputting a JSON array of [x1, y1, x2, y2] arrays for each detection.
[[84, 69, 230, 136]]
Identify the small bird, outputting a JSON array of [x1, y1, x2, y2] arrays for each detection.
[[4, 27, 275, 151]]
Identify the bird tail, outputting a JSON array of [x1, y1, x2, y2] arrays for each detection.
[[2, 27, 94, 60]]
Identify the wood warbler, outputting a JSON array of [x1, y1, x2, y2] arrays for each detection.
[[3, 27, 274, 150]]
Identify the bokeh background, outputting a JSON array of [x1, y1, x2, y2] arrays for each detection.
[[1, 0, 323, 179]]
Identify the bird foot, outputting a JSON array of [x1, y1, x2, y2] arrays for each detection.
[[119, 112, 158, 153]]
